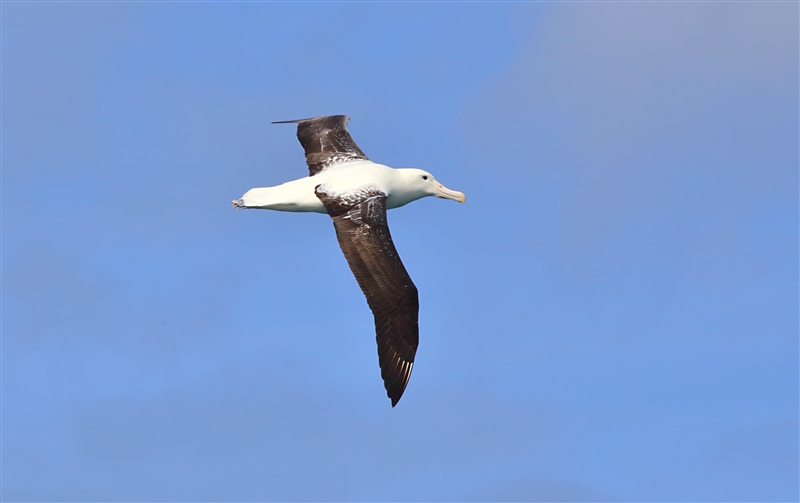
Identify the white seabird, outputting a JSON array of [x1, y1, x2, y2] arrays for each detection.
[[233, 115, 465, 406]]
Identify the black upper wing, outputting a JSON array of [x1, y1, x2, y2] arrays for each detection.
[[273, 115, 370, 176], [315, 184, 419, 407]]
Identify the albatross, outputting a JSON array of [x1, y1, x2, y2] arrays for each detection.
[[232, 115, 465, 406]]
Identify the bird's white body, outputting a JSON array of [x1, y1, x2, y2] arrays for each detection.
[[235, 160, 464, 212]]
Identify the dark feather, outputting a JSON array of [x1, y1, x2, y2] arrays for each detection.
[[273, 115, 369, 176], [315, 184, 419, 407]]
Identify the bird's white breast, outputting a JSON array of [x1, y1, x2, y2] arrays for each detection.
[[315, 161, 393, 193]]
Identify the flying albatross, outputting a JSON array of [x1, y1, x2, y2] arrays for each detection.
[[232, 115, 465, 406]]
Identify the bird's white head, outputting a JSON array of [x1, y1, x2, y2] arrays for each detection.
[[391, 168, 466, 208]]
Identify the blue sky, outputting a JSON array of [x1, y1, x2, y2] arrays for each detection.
[[3, 2, 798, 501]]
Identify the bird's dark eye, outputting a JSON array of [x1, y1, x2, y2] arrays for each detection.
[[422, 175, 428, 180]]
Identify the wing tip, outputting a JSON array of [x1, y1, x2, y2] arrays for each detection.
[[389, 387, 405, 407], [272, 115, 349, 125], [386, 367, 413, 408]]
